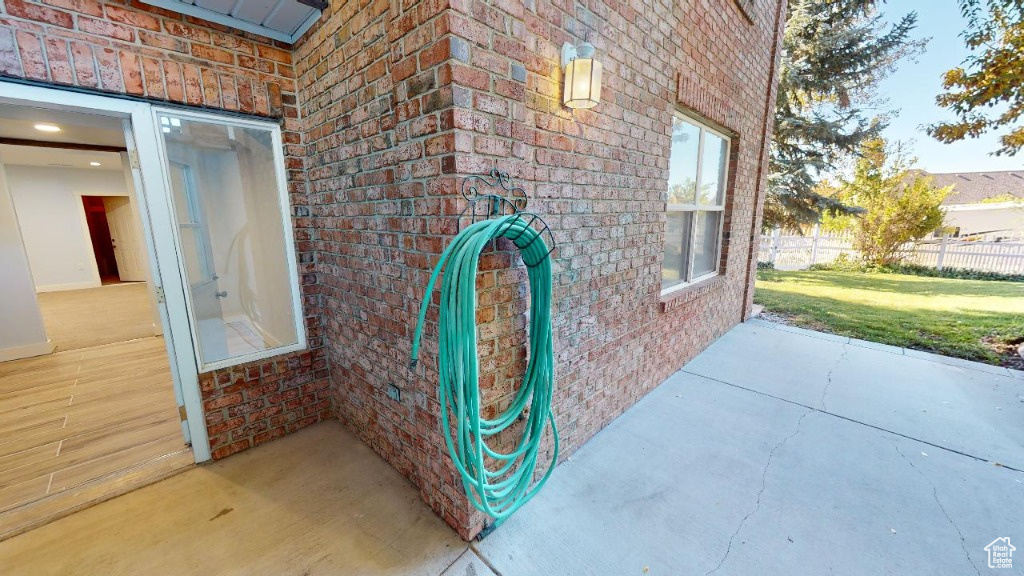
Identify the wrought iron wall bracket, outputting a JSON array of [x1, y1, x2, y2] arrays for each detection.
[[456, 169, 557, 267]]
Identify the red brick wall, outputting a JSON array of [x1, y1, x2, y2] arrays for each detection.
[[293, 0, 482, 533], [0, 0, 331, 460], [448, 0, 785, 537], [294, 0, 784, 541]]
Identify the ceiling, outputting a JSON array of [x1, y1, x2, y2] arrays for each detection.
[[0, 145, 124, 171], [141, 0, 324, 43], [0, 104, 125, 148]]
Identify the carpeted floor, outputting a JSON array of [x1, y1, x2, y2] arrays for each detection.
[[36, 284, 157, 352]]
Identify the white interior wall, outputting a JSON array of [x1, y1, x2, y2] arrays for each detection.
[[6, 165, 130, 292], [0, 163, 52, 361]]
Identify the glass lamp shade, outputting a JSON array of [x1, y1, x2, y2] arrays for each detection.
[[563, 57, 602, 109]]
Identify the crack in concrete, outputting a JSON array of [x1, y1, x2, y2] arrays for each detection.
[[820, 342, 848, 411], [891, 441, 981, 576], [705, 409, 812, 576]]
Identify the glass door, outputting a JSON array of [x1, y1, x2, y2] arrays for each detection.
[[155, 111, 305, 371]]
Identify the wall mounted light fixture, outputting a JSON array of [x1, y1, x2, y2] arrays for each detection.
[[561, 40, 602, 109]]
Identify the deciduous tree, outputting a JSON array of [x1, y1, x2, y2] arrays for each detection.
[[822, 138, 952, 266], [928, 0, 1024, 156]]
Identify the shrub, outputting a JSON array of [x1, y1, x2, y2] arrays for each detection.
[[810, 258, 1024, 282]]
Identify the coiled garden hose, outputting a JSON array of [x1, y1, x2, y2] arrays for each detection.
[[410, 214, 559, 523]]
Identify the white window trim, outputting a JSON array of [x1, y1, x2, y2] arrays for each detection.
[[661, 113, 731, 296], [151, 107, 308, 373]]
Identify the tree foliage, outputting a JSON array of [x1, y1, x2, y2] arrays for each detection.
[[928, 0, 1024, 156], [822, 139, 951, 267], [766, 0, 923, 231]]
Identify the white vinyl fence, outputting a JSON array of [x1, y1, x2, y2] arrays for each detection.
[[759, 227, 1024, 275]]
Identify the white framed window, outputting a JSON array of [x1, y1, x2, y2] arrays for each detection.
[[661, 112, 730, 294], [154, 108, 306, 372]]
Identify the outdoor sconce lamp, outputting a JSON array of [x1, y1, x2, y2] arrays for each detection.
[[561, 40, 602, 109]]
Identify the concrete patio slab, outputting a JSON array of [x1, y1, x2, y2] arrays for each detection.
[[685, 321, 1024, 471], [477, 359, 1024, 575]]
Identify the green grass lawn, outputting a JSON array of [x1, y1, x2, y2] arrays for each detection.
[[754, 269, 1024, 367]]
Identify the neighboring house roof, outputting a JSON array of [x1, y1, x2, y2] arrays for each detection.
[[920, 170, 1024, 205]]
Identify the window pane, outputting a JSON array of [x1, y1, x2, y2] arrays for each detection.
[[699, 132, 727, 206], [161, 115, 299, 368], [662, 211, 693, 290], [667, 117, 700, 205], [692, 211, 721, 278]]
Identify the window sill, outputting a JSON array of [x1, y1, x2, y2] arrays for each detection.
[[659, 275, 727, 313]]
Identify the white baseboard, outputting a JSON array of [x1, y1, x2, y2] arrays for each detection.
[[0, 341, 54, 362], [36, 281, 100, 293]]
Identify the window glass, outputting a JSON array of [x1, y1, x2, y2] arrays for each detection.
[[699, 133, 727, 206], [692, 211, 721, 278], [661, 113, 730, 293], [667, 118, 700, 205], [160, 114, 302, 370], [662, 212, 692, 290]]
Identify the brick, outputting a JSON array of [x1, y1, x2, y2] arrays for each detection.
[[200, 67, 220, 107], [118, 49, 143, 95], [163, 20, 210, 43], [142, 56, 164, 98], [256, 43, 290, 63], [212, 31, 254, 55], [79, 16, 135, 42], [5, 0, 73, 28], [163, 59, 183, 101], [191, 44, 234, 65], [0, 27, 21, 76], [181, 63, 203, 105], [103, 4, 161, 31], [139, 30, 187, 53], [69, 40, 97, 87], [219, 73, 237, 110], [41, 0, 103, 17], [95, 46, 121, 91], [15, 31, 46, 80]]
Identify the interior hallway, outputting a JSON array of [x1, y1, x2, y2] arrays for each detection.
[[36, 283, 156, 352]]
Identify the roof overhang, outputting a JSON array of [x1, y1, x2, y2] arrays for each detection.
[[141, 0, 324, 44]]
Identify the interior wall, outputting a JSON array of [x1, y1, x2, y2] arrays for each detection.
[[0, 163, 50, 361], [5, 165, 130, 292]]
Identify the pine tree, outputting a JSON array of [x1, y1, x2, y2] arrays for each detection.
[[765, 0, 923, 231], [928, 0, 1024, 156]]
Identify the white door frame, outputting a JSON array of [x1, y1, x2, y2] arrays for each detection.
[[0, 81, 212, 462]]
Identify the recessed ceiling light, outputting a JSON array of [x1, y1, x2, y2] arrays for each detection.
[[90, 161, 101, 166], [34, 123, 61, 133]]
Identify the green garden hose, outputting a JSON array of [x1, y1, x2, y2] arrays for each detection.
[[411, 214, 559, 523]]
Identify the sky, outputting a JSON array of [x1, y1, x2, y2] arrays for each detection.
[[876, 0, 1021, 173]]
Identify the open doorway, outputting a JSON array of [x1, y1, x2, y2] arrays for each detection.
[[82, 195, 122, 285], [0, 104, 191, 534]]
